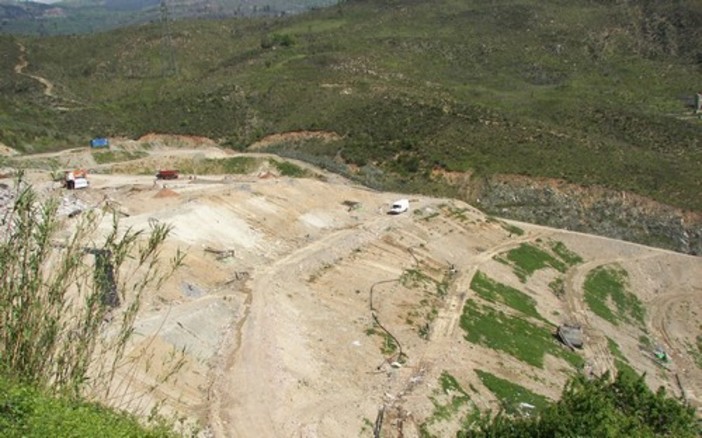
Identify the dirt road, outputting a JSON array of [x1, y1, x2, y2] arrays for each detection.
[[5, 137, 700, 435]]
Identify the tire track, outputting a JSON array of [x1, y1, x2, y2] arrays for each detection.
[[431, 230, 545, 340], [208, 215, 396, 437], [562, 252, 661, 377]]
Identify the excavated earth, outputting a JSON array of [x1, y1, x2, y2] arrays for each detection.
[[2, 136, 701, 437]]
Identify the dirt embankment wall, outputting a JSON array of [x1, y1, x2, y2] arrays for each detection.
[[455, 175, 701, 255]]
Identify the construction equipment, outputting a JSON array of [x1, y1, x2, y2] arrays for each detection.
[[156, 169, 179, 180], [65, 169, 89, 190]]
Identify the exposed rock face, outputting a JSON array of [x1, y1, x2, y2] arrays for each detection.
[[471, 176, 702, 255]]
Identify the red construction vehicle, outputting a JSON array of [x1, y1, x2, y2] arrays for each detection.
[[156, 169, 179, 180]]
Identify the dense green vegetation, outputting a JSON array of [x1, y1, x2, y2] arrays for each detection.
[[0, 0, 700, 212], [460, 370, 699, 437], [469, 271, 543, 320], [497, 243, 567, 282], [0, 375, 174, 438], [475, 369, 552, 415], [459, 299, 582, 369], [584, 264, 645, 326]]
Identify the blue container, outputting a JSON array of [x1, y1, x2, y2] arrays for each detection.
[[90, 138, 109, 148]]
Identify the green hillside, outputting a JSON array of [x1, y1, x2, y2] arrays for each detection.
[[1, 0, 701, 210]]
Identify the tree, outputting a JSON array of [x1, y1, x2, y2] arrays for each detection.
[[459, 369, 699, 437]]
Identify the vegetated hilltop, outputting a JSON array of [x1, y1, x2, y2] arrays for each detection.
[[0, 0, 701, 253], [0, 0, 339, 35], [2, 139, 700, 437]]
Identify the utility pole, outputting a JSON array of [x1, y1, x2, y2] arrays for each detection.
[[160, 0, 177, 77]]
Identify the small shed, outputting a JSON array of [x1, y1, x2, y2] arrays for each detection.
[[90, 137, 109, 148]]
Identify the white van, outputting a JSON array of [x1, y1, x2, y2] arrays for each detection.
[[389, 199, 409, 214]]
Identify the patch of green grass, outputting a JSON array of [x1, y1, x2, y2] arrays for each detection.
[[217, 157, 259, 174], [270, 159, 309, 177], [420, 371, 472, 437], [501, 222, 525, 236], [607, 337, 637, 376], [499, 243, 567, 282], [689, 336, 702, 370], [584, 265, 645, 326], [639, 334, 653, 348], [445, 205, 470, 222], [364, 324, 398, 355], [0, 374, 175, 437], [548, 276, 565, 298], [91, 150, 147, 165], [420, 211, 441, 222], [460, 300, 583, 369], [551, 241, 583, 266], [400, 268, 434, 290], [475, 369, 551, 415], [470, 271, 543, 320]]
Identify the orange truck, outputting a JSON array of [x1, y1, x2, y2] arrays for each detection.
[[65, 169, 89, 189]]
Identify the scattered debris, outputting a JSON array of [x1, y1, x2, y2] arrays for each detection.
[[181, 282, 204, 298], [205, 246, 237, 261], [342, 200, 361, 211]]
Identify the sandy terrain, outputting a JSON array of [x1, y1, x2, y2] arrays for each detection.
[[3, 136, 700, 437]]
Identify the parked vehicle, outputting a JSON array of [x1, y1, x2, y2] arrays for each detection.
[[389, 199, 409, 214], [156, 169, 179, 180], [65, 169, 89, 189]]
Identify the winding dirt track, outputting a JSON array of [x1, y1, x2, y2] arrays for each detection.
[[562, 253, 661, 377], [14, 43, 55, 97], [431, 230, 544, 341], [209, 215, 396, 437]]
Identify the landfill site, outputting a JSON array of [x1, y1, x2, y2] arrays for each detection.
[[1, 134, 701, 437]]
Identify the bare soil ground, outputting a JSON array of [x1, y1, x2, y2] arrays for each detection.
[[3, 136, 701, 437]]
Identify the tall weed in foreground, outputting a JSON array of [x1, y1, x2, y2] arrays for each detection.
[[0, 174, 184, 405]]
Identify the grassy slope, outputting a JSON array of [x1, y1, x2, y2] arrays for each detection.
[[0, 0, 700, 209], [0, 374, 174, 437]]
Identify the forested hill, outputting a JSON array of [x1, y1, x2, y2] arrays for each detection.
[[0, 0, 701, 251]]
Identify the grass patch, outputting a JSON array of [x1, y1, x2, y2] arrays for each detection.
[[584, 265, 645, 326], [551, 241, 583, 266], [0, 374, 174, 437], [270, 159, 309, 177], [475, 369, 551, 415], [470, 271, 543, 320], [460, 299, 583, 369], [91, 150, 148, 164], [498, 243, 567, 282], [501, 222, 525, 237], [548, 276, 565, 298], [400, 268, 453, 340], [608, 337, 637, 376], [689, 336, 702, 370], [364, 325, 398, 355], [420, 371, 472, 437]]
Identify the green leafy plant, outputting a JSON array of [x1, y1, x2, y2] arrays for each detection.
[[460, 370, 698, 437], [0, 174, 184, 411]]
